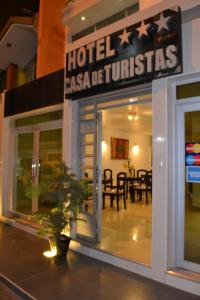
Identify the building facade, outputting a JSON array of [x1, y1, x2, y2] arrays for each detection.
[[1, 0, 200, 296]]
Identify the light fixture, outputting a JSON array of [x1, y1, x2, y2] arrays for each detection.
[[101, 141, 107, 153], [81, 16, 86, 21], [129, 97, 138, 102], [132, 144, 139, 155]]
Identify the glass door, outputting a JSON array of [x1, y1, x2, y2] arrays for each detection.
[[177, 101, 200, 273], [76, 109, 102, 242], [14, 125, 62, 215], [15, 131, 34, 214], [38, 128, 62, 213]]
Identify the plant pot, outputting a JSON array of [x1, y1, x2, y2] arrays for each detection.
[[55, 234, 71, 257]]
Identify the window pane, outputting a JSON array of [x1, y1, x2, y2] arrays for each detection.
[[38, 128, 63, 213], [177, 82, 200, 100], [15, 132, 34, 214], [185, 111, 200, 263], [15, 110, 63, 127]]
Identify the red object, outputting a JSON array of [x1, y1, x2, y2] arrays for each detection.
[[186, 143, 194, 154], [194, 155, 200, 165]]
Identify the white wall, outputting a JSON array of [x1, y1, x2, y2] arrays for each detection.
[[102, 127, 152, 183]]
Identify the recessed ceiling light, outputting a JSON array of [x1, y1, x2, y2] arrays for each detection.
[[129, 97, 138, 102], [81, 16, 86, 21]]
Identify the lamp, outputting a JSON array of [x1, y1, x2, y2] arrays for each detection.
[[101, 141, 107, 153]]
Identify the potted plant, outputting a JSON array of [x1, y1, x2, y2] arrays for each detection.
[[28, 163, 87, 257]]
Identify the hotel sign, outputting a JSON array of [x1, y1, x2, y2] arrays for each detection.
[[65, 7, 182, 100]]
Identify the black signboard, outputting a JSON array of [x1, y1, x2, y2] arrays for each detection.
[[65, 7, 182, 100]]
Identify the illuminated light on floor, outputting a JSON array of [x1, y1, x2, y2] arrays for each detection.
[[43, 248, 57, 258], [70, 240, 81, 250]]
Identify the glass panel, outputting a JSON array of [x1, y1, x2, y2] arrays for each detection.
[[80, 113, 95, 121], [185, 111, 200, 264], [77, 115, 97, 240], [96, 94, 152, 109], [101, 102, 152, 264], [96, 10, 125, 30], [177, 82, 200, 100], [71, 3, 139, 42], [127, 3, 139, 16], [15, 110, 63, 127], [38, 128, 62, 213], [72, 25, 95, 42], [15, 132, 34, 214]]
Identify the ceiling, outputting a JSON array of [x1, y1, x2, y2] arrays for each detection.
[[0, 0, 39, 33], [0, 24, 37, 70], [102, 102, 152, 135]]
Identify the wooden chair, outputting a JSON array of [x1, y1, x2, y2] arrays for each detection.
[[130, 170, 152, 204], [103, 172, 127, 211], [137, 169, 148, 178], [102, 169, 113, 191], [129, 177, 142, 203]]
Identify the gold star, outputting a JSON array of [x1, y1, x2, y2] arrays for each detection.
[[118, 29, 131, 46], [136, 21, 150, 39], [155, 13, 171, 33]]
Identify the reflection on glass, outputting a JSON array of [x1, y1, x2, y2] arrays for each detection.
[[185, 111, 200, 264], [38, 129, 62, 213], [16, 133, 33, 214]]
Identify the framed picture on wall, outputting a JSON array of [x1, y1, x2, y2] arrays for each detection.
[[111, 138, 129, 159]]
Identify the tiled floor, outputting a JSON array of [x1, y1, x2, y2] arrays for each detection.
[[0, 222, 199, 300], [101, 200, 152, 265], [77, 198, 152, 265]]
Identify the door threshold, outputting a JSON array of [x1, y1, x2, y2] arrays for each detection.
[[73, 235, 151, 267], [167, 268, 200, 284]]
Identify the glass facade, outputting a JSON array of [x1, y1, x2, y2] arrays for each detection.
[[14, 111, 63, 215], [72, 3, 139, 42], [184, 111, 200, 264]]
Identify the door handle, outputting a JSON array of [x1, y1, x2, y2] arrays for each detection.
[[32, 159, 37, 177], [32, 159, 40, 177]]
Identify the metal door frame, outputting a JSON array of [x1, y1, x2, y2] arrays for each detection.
[[76, 84, 152, 243], [176, 98, 200, 273]]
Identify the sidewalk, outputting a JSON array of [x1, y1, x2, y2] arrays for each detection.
[[0, 282, 22, 300], [0, 222, 198, 300]]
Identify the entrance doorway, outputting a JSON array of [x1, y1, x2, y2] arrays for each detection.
[[100, 102, 152, 265], [76, 94, 152, 265], [13, 111, 63, 215]]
